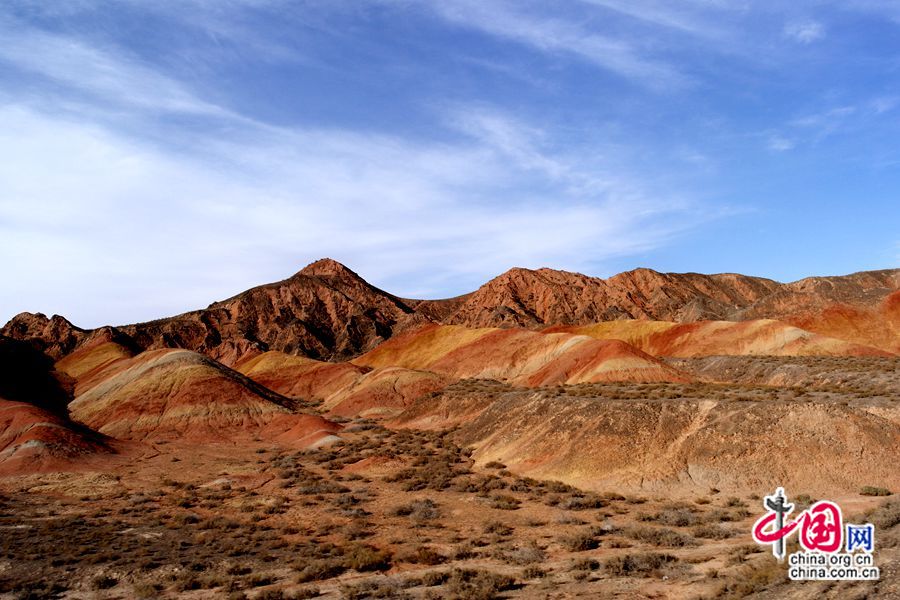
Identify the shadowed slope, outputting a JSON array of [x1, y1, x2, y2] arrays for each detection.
[[354, 324, 690, 385], [545, 319, 892, 357], [0, 336, 111, 474], [0, 400, 111, 475]]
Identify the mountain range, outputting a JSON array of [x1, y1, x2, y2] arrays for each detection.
[[4, 259, 898, 365]]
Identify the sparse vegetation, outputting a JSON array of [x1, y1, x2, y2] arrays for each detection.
[[860, 486, 893, 497]]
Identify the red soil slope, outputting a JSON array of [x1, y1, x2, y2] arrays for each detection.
[[236, 351, 453, 419], [354, 324, 690, 385], [783, 290, 900, 354], [454, 394, 900, 495], [236, 352, 367, 402], [546, 319, 891, 357]]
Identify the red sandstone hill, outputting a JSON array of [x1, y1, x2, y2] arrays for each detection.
[[3, 260, 897, 364], [67, 349, 340, 444], [235, 351, 453, 419], [3, 259, 420, 366], [545, 319, 890, 358], [444, 266, 899, 331], [353, 324, 691, 385]]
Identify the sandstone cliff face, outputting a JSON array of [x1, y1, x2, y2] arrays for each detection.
[[445, 267, 900, 327], [116, 258, 416, 364], [1, 313, 87, 360], [4, 259, 417, 366]]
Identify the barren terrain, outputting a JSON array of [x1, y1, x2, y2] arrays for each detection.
[[1, 261, 898, 599]]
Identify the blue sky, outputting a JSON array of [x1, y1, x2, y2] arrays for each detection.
[[1, 1, 899, 327]]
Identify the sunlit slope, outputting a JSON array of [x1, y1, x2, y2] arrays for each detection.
[[546, 319, 892, 357], [354, 324, 690, 385], [237, 351, 453, 418], [68, 349, 310, 441]]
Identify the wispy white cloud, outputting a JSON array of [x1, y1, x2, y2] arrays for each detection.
[[0, 17, 230, 118], [0, 94, 712, 326], [767, 135, 795, 152], [784, 20, 825, 44], [422, 0, 688, 89], [576, 0, 731, 39]]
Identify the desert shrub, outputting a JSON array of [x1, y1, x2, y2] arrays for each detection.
[[133, 581, 161, 598], [340, 579, 410, 600], [342, 544, 392, 572], [483, 521, 513, 536], [391, 498, 440, 522], [174, 573, 202, 592], [453, 475, 508, 494], [490, 494, 521, 510], [861, 486, 893, 497], [198, 516, 241, 531], [484, 461, 506, 469], [693, 524, 735, 540], [453, 542, 479, 560], [865, 499, 900, 529], [624, 526, 696, 547], [444, 569, 517, 600], [726, 545, 763, 566], [573, 558, 600, 571], [711, 558, 787, 598], [651, 508, 698, 527], [793, 494, 814, 510], [500, 542, 545, 565], [559, 495, 604, 511], [522, 566, 547, 579], [11, 582, 68, 599], [604, 552, 678, 577], [295, 559, 346, 583], [560, 531, 599, 552], [422, 571, 450, 586], [246, 573, 276, 588]]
